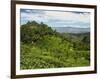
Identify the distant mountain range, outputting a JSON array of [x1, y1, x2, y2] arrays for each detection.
[[51, 27, 90, 33]]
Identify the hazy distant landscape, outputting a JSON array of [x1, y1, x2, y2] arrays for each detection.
[[51, 27, 90, 33]]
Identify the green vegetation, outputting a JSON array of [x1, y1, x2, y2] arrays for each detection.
[[20, 21, 90, 69]]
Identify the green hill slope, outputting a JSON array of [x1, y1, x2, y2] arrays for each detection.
[[20, 21, 90, 69]]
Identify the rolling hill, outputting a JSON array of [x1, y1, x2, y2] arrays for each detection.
[[20, 21, 90, 69]]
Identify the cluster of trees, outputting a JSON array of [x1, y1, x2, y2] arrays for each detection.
[[61, 33, 90, 50], [20, 21, 90, 69]]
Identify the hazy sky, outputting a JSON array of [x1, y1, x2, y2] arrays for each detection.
[[20, 9, 90, 28]]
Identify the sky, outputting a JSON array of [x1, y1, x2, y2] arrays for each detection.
[[20, 9, 90, 28]]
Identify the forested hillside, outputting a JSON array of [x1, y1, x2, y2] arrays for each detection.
[[20, 21, 90, 69]]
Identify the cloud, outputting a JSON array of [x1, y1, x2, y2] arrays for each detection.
[[21, 9, 45, 14], [44, 11, 90, 23], [20, 9, 90, 28]]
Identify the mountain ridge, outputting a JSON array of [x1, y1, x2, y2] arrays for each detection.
[[51, 27, 90, 33]]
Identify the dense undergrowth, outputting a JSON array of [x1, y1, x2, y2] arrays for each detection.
[[20, 21, 90, 69]]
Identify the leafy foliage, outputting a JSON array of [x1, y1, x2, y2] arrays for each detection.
[[20, 21, 90, 69]]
